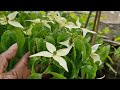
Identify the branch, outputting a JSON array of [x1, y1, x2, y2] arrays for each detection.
[[103, 39, 120, 45]]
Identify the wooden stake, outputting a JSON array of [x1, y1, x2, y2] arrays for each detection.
[[90, 11, 101, 45], [84, 11, 92, 28]]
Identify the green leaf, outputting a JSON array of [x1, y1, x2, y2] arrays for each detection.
[[31, 23, 48, 39], [63, 57, 75, 79], [97, 45, 110, 62], [0, 25, 6, 38], [12, 29, 25, 50], [105, 62, 117, 74], [81, 66, 86, 79], [31, 23, 42, 34], [36, 38, 44, 52], [40, 58, 50, 73], [50, 22, 59, 32], [101, 27, 110, 34], [16, 37, 29, 58], [43, 65, 52, 73], [72, 46, 76, 61], [1, 29, 25, 51], [28, 73, 42, 79], [46, 72, 66, 79], [74, 38, 82, 55], [114, 47, 120, 58], [81, 65, 96, 79], [107, 56, 114, 65], [7, 57, 19, 71], [57, 32, 70, 44], [95, 37, 103, 44], [31, 59, 40, 73], [74, 37, 86, 61], [1, 30, 14, 51], [1, 29, 25, 70], [29, 38, 37, 54], [28, 12, 38, 20], [39, 11, 46, 16], [90, 60, 97, 72], [86, 65, 96, 79], [114, 36, 120, 42], [84, 42, 92, 59], [46, 35, 55, 45], [69, 12, 78, 20], [17, 12, 28, 25]]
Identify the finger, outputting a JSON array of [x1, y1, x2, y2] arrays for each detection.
[[0, 43, 18, 73], [0, 72, 16, 79], [0, 68, 31, 79], [7, 51, 31, 79], [9, 68, 31, 79], [14, 52, 30, 69], [1, 43, 18, 61], [0, 56, 8, 74]]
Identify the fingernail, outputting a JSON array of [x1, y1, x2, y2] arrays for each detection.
[[12, 43, 18, 47], [25, 51, 30, 57], [9, 43, 18, 49], [27, 51, 30, 55], [13, 43, 18, 46]]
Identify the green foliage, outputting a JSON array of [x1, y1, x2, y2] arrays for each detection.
[[105, 62, 117, 74], [28, 73, 42, 79], [97, 45, 110, 62], [1, 28, 25, 52], [81, 65, 96, 79], [100, 27, 110, 34], [114, 47, 120, 58], [114, 36, 120, 42], [0, 11, 116, 79], [46, 72, 66, 79]]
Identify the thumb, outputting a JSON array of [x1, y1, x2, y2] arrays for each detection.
[[14, 52, 30, 69]]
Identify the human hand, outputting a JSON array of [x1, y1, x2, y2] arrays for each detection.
[[0, 43, 31, 79]]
